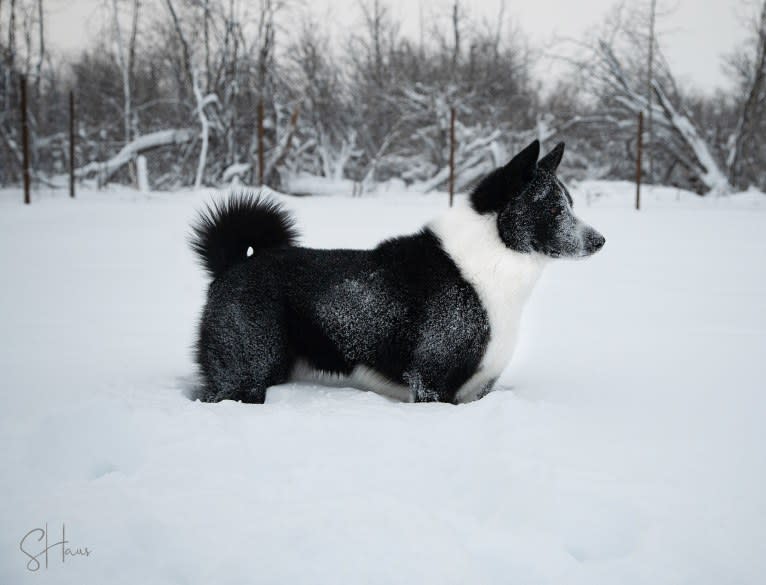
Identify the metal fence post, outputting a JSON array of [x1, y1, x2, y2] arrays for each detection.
[[20, 75, 31, 205], [636, 110, 644, 211], [69, 90, 76, 198], [448, 106, 456, 207]]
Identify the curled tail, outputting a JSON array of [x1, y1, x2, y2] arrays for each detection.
[[190, 191, 299, 280]]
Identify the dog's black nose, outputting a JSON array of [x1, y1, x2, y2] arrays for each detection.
[[593, 234, 605, 250], [586, 232, 605, 252]]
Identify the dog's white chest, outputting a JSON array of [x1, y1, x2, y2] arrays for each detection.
[[430, 205, 545, 402], [475, 255, 541, 370]]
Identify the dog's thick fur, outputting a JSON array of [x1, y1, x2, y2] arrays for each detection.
[[190, 140, 605, 404]]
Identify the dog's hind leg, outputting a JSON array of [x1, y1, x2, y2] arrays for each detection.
[[196, 298, 289, 404]]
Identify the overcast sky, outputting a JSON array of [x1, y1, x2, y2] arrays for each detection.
[[43, 0, 749, 93]]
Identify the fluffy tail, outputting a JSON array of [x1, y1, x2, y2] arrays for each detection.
[[190, 191, 299, 280]]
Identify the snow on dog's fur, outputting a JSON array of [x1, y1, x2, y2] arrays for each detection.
[[430, 207, 547, 402], [190, 140, 605, 404]]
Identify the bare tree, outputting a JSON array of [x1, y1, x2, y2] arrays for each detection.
[[563, 1, 732, 194], [287, 17, 354, 179], [647, 0, 656, 182], [597, 40, 730, 192], [2, 0, 758, 193], [110, 0, 131, 144], [727, 0, 766, 188], [34, 0, 42, 100], [203, 0, 210, 91], [451, 0, 460, 72], [358, 0, 390, 87], [128, 0, 140, 116], [8, 0, 16, 73], [21, 0, 32, 74], [164, 0, 193, 92]]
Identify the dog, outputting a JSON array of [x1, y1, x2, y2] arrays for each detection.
[[190, 140, 605, 404]]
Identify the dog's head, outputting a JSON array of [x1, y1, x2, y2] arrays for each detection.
[[471, 140, 605, 258]]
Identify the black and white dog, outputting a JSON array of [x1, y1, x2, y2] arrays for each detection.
[[190, 140, 604, 404]]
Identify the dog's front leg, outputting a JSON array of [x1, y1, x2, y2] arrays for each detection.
[[453, 377, 498, 404], [404, 371, 455, 403]]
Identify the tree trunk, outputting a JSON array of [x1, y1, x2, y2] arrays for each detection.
[[193, 71, 217, 188], [728, 1, 766, 187], [8, 0, 16, 72], [110, 0, 131, 144], [128, 0, 140, 134], [203, 0, 210, 92], [164, 0, 193, 93], [263, 105, 301, 186], [451, 1, 460, 73], [35, 0, 44, 116]]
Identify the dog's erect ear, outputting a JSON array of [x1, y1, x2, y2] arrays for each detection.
[[538, 142, 565, 173], [469, 140, 540, 213], [504, 140, 540, 181]]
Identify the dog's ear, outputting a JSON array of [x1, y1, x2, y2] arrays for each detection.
[[538, 142, 565, 173], [470, 140, 540, 213], [503, 139, 540, 181]]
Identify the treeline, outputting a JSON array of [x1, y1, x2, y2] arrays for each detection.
[[0, 0, 764, 194]]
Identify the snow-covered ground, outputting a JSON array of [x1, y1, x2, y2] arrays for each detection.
[[1, 182, 765, 585]]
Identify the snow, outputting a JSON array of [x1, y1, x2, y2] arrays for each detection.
[[1, 183, 765, 584], [284, 173, 358, 196]]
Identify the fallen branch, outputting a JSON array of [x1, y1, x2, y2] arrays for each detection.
[[222, 162, 251, 183], [76, 129, 195, 180]]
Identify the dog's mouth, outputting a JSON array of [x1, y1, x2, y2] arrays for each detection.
[[538, 234, 606, 259]]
